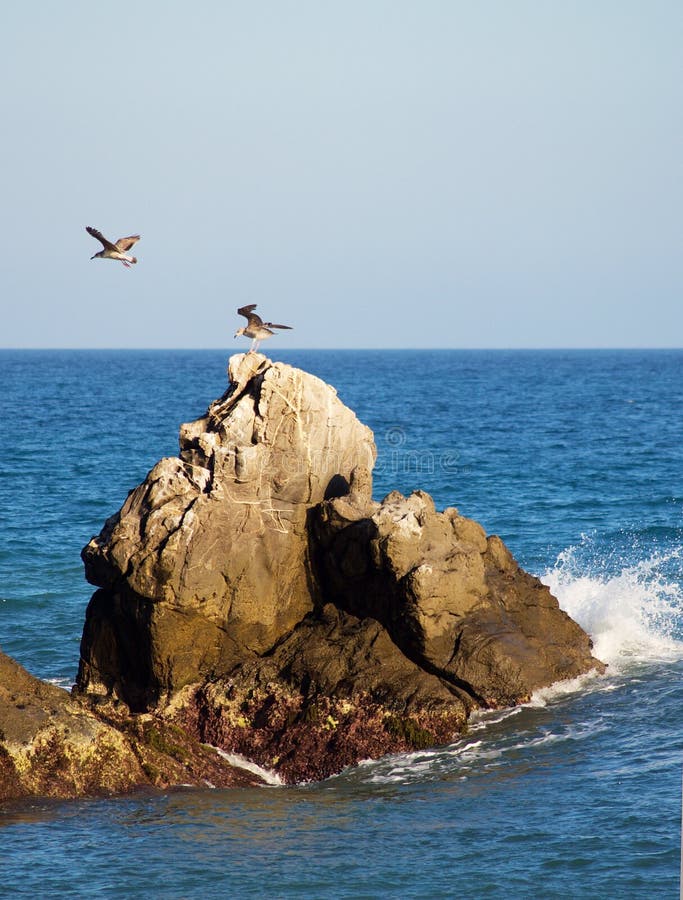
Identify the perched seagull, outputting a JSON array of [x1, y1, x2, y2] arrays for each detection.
[[234, 304, 292, 352], [86, 226, 140, 268]]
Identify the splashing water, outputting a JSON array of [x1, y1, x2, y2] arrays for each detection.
[[542, 538, 683, 670], [215, 748, 284, 786]]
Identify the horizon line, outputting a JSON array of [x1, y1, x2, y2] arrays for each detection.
[[1, 345, 683, 353]]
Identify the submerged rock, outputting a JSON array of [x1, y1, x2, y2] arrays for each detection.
[[72, 353, 604, 785]]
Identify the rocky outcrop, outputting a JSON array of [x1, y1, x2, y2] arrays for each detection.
[[73, 353, 604, 785], [0, 649, 263, 803], [312, 483, 598, 708], [79, 353, 375, 710]]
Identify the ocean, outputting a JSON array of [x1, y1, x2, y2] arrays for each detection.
[[0, 349, 681, 897]]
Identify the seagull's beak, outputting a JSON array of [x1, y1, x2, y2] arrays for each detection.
[[90, 254, 96, 260]]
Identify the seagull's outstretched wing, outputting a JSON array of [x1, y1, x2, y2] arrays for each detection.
[[86, 226, 117, 251], [237, 304, 263, 327], [237, 304, 292, 330], [115, 235, 140, 252]]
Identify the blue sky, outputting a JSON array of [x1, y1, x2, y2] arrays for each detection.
[[1, 2, 680, 348]]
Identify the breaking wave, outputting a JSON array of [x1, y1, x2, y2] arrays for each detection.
[[542, 537, 683, 670]]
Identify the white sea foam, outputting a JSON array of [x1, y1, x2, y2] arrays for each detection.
[[214, 748, 283, 786], [354, 717, 603, 785], [45, 676, 75, 690], [542, 540, 683, 671], [528, 670, 605, 707]]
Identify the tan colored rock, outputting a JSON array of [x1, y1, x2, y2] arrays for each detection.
[[0, 650, 141, 801], [0, 649, 265, 803], [79, 354, 376, 707]]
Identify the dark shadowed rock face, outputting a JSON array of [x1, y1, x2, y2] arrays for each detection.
[[74, 353, 605, 785]]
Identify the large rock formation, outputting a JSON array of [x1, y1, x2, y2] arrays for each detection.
[[74, 353, 604, 784], [79, 353, 375, 710]]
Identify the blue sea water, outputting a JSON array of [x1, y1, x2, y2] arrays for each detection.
[[0, 349, 681, 898]]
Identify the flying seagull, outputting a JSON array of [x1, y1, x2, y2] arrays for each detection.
[[86, 226, 140, 268], [234, 304, 292, 352]]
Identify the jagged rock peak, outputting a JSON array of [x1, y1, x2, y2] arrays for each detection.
[[78, 353, 377, 708]]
